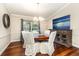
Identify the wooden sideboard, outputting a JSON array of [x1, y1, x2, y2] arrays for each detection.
[[50, 30, 72, 47]]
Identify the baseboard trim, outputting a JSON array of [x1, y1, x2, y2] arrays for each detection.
[[11, 40, 20, 42], [0, 42, 10, 55], [72, 44, 79, 48]]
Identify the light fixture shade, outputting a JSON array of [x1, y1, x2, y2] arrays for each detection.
[[33, 16, 45, 21], [33, 17, 39, 21]]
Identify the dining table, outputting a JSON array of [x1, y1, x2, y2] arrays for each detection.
[[34, 35, 49, 42]]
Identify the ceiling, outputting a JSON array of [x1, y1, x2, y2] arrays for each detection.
[[3, 3, 67, 18]]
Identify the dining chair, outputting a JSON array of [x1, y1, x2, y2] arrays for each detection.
[[22, 31, 40, 56], [40, 31, 57, 56], [22, 31, 30, 48]]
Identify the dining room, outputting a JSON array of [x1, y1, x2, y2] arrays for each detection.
[[1, 3, 79, 56]]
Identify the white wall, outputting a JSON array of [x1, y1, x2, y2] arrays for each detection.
[[40, 20, 49, 34], [0, 4, 10, 55], [46, 4, 79, 48]]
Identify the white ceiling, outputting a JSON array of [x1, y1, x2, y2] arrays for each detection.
[[3, 3, 67, 18]]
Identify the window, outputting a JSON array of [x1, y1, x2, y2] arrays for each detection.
[[32, 22, 39, 32], [23, 20, 31, 31], [22, 20, 39, 32]]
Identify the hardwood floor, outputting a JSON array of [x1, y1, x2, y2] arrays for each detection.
[[1, 41, 79, 56]]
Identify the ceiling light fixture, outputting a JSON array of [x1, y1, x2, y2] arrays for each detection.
[[33, 3, 45, 34], [33, 3, 45, 22]]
